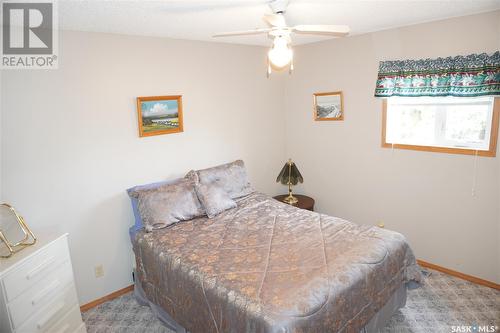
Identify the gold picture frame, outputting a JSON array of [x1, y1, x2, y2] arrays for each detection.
[[313, 91, 344, 121], [0, 203, 36, 259], [137, 95, 184, 137]]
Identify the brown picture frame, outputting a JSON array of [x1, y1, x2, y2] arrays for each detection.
[[136, 95, 184, 137], [313, 91, 344, 121]]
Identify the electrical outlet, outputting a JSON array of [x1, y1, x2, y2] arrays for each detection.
[[95, 265, 104, 278]]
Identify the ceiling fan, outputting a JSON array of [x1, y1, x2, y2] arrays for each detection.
[[212, 0, 350, 76]]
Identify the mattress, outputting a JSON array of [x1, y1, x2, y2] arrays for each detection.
[[132, 192, 422, 333]]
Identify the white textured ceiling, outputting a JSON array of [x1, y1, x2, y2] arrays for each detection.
[[59, 0, 500, 46]]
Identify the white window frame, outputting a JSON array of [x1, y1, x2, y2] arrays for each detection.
[[382, 97, 499, 157]]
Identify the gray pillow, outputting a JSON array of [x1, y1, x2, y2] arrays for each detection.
[[185, 169, 198, 183], [192, 160, 254, 199], [127, 178, 183, 199], [137, 178, 205, 232], [195, 182, 237, 218]]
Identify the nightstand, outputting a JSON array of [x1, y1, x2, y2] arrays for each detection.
[[273, 194, 315, 211]]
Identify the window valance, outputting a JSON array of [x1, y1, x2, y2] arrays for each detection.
[[374, 51, 500, 98]]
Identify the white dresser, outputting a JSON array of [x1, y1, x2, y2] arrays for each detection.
[[0, 233, 86, 333]]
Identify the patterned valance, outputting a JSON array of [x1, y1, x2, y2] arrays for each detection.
[[374, 52, 500, 97]]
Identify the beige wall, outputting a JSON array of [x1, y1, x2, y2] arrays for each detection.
[[1, 10, 499, 306], [0, 70, 2, 200], [0, 31, 286, 304], [285, 10, 500, 283]]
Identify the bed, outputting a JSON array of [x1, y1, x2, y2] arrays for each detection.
[[129, 184, 422, 333]]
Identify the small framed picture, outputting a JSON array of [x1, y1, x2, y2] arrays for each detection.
[[313, 91, 344, 121], [136, 95, 183, 137]]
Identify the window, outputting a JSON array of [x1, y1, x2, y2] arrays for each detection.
[[382, 97, 499, 156]]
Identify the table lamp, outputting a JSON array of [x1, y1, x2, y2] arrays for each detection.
[[276, 159, 303, 205]]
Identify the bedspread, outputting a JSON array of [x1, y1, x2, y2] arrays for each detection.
[[132, 192, 422, 333]]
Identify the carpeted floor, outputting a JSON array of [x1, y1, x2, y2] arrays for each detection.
[[82, 269, 499, 333]]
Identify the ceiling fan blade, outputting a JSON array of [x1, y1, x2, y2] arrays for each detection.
[[293, 25, 350, 36], [213, 28, 271, 37], [263, 13, 287, 27]]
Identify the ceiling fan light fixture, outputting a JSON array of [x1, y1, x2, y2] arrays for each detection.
[[268, 36, 293, 69], [211, 0, 350, 76]]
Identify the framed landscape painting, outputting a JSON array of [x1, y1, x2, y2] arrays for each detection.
[[313, 91, 344, 121], [137, 95, 183, 137]]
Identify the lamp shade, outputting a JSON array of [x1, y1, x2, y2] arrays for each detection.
[[276, 159, 303, 186]]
